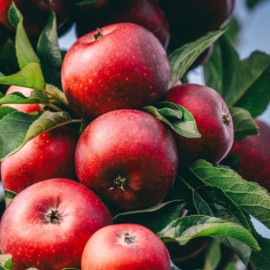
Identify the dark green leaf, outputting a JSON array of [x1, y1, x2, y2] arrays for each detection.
[[158, 215, 260, 251], [0, 39, 18, 70], [0, 254, 12, 270], [0, 63, 45, 90], [169, 28, 226, 88], [203, 239, 221, 270], [114, 200, 186, 234], [230, 107, 258, 140], [0, 107, 16, 120], [45, 84, 69, 107], [189, 160, 270, 229], [143, 102, 201, 138], [246, 0, 266, 9], [7, 3, 21, 28], [37, 12, 62, 88], [4, 190, 16, 206], [75, 0, 100, 6]]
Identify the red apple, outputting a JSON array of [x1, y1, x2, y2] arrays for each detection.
[[158, 0, 235, 51], [75, 109, 178, 210], [81, 223, 171, 270], [1, 125, 78, 194], [228, 119, 270, 191], [4, 85, 42, 113], [75, 0, 170, 48], [0, 178, 112, 270], [164, 84, 234, 164], [61, 23, 170, 119], [0, 0, 74, 38]]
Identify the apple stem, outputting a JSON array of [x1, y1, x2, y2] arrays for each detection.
[[109, 175, 127, 191], [94, 28, 103, 40], [222, 112, 231, 125]]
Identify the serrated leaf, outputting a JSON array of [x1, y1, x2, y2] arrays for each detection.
[[0, 254, 12, 270], [158, 215, 260, 252], [37, 11, 62, 88], [0, 111, 39, 160], [230, 107, 258, 140], [114, 200, 187, 233], [189, 160, 270, 229], [7, 3, 21, 28], [169, 28, 226, 88], [0, 63, 45, 90], [203, 239, 221, 270], [4, 190, 16, 206], [143, 102, 201, 138]]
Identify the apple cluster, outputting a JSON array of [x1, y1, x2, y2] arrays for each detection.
[[2, 0, 269, 269]]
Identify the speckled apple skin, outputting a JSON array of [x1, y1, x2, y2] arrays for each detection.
[[75, 109, 178, 210], [0, 178, 112, 270], [164, 84, 234, 164], [81, 224, 171, 270], [1, 126, 78, 193], [229, 119, 270, 191], [61, 23, 170, 120]]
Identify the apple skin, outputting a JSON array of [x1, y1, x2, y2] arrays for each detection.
[[228, 119, 270, 191], [158, 0, 235, 51], [61, 23, 170, 120], [75, 109, 178, 210], [164, 84, 234, 164], [75, 0, 170, 48], [0, 178, 112, 270], [81, 223, 171, 270], [1, 126, 78, 194], [0, 0, 74, 37], [4, 85, 42, 113]]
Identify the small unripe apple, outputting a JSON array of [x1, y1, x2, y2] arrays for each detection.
[[75, 109, 178, 210], [1, 126, 78, 194], [81, 223, 171, 270], [228, 119, 270, 191], [4, 85, 42, 113], [164, 84, 234, 164], [0, 178, 112, 270], [61, 23, 170, 119], [75, 0, 170, 48]]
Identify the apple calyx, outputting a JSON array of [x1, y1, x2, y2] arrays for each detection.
[[122, 232, 135, 245], [94, 29, 104, 40], [45, 209, 62, 224], [222, 112, 231, 125], [109, 175, 127, 191]]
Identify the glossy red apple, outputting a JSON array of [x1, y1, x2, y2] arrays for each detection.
[[164, 84, 234, 164], [75, 109, 178, 210], [1, 125, 78, 194], [228, 119, 270, 191], [61, 23, 170, 119], [0, 178, 112, 270], [4, 85, 42, 113], [0, 0, 74, 37], [158, 0, 235, 51], [81, 223, 171, 270], [75, 0, 170, 48]]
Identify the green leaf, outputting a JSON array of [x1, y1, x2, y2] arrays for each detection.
[[158, 215, 260, 252], [45, 84, 69, 107], [4, 190, 16, 206], [7, 3, 21, 28], [0, 107, 16, 120], [246, 0, 266, 9], [114, 200, 187, 234], [169, 28, 226, 88], [0, 111, 39, 160], [203, 239, 221, 270], [189, 160, 270, 229], [143, 102, 201, 138], [0, 39, 18, 70], [0, 254, 12, 270], [0, 63, 45, 90], [230, 107, 258, 140], [37, 11, 62, 88]]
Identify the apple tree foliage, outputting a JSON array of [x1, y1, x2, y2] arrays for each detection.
[[0, 1, 270, 270]]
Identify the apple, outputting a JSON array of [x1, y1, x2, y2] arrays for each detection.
[[0, 0, 74, 38], [4, 85, 42, 113], [164, 84, 234, 164], [81, 223, 171, 270], [1, 125, 78, 194], [228, 119, 270, 191], [75, 109, 178, 210], [75, 0, 170, 48], [61, 22, 170, 119], [0, 178, 112, 270], [158, 0, 235, 51]]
